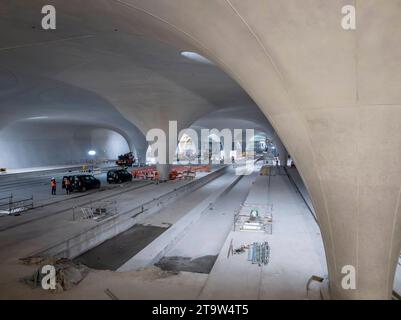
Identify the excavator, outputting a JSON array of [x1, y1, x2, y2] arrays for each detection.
[[116, 152, 135, 167]]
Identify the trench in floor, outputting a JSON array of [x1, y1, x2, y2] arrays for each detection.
[[73, 222, 218, 273], [73, 224, 169, 271]]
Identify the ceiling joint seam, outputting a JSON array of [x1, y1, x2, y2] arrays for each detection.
[[224, 0, 288, 92], [0, 35, 95, 52]]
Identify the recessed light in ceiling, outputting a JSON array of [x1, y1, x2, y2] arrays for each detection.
[[180, 51, 213, 65]]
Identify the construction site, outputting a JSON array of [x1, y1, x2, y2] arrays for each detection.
[[1, 0, 401, 302]]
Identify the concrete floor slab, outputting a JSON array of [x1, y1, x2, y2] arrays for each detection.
[[164, 172, 257, 259], [0, 168, 224, 298], [0, 167, 341, 300], [199, 173, 327, 300]]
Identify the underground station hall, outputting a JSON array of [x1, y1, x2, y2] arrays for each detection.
[[0, 0, 401, 310]]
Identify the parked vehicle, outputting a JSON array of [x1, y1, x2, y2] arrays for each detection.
[[62, 175, 100, 192], [107, 169, 132, 184]]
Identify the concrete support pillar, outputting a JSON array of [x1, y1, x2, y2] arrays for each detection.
[[132, 145, 147, 166], [149, 120, 177, 181], [291, 124, 401, 300], [156, 164, 171, 182]]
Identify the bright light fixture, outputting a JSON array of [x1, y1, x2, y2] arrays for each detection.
[[180, 51, 213, 64], [26, 116, 49, 120], [88, 150, 96, 156]]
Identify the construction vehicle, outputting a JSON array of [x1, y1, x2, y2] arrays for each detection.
[[116, 152, 135, 167]]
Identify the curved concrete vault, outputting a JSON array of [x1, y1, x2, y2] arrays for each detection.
[[0, 70, 148, 161], [1, 0, 401, 299], [0, 119, 130, 168], [191, 106, 288, 164], [113, 0, 401, 299], [1, 0, 260, 167]]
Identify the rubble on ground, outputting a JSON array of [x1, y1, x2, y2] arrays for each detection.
[[20, 256, 89, 293]]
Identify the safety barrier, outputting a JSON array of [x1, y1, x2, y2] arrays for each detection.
[[170, 165, 211, 180], [131, 166, 157, 180], [173, 165, 211, 172], [131, 165, 211, 181], [0, 194, 34, 216]]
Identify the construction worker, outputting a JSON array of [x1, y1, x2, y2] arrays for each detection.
[[64, 177, 71, 195], [154, 170, 160, 184], [51, 178, 57, 195]]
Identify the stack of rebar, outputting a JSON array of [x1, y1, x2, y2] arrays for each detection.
[[248, 242, 270, 266]]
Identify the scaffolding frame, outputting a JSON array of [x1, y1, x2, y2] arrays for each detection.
[[72, 200, 117, 221], [234, 203, 273, 234]]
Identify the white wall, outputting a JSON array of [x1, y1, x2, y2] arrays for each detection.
[[0, 121, 130, 169]]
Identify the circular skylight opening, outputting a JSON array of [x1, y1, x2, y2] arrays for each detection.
[[180, 51, 213, 65]]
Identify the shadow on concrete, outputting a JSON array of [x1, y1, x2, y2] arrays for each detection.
[[155, 255, 218, 274], [74, 224, 168, 271]]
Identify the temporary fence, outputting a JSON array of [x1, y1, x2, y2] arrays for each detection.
[[170, 165, 211, 180], [131, 165, 211, 181], [0, 193, 34, 216], [131, 166, 157, 180]]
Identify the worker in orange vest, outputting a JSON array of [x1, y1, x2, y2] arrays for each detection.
[[51, 178, 57, 195], [154, 170, 160, 184], [64, 177, 71, 195]]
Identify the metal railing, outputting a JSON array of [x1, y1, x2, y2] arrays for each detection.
[[72, 200, 117, 221], [0, 194, 34, 216]]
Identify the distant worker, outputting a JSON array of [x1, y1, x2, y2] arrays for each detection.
[[51, 178, 57, 195], [64, 177, 71, 195], [154, 170, 160, 184]]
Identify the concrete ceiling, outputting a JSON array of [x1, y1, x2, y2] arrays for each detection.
[[192, 106, 275, 135], [0, 0, 268, 159], [2, 0, 401, 300]]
